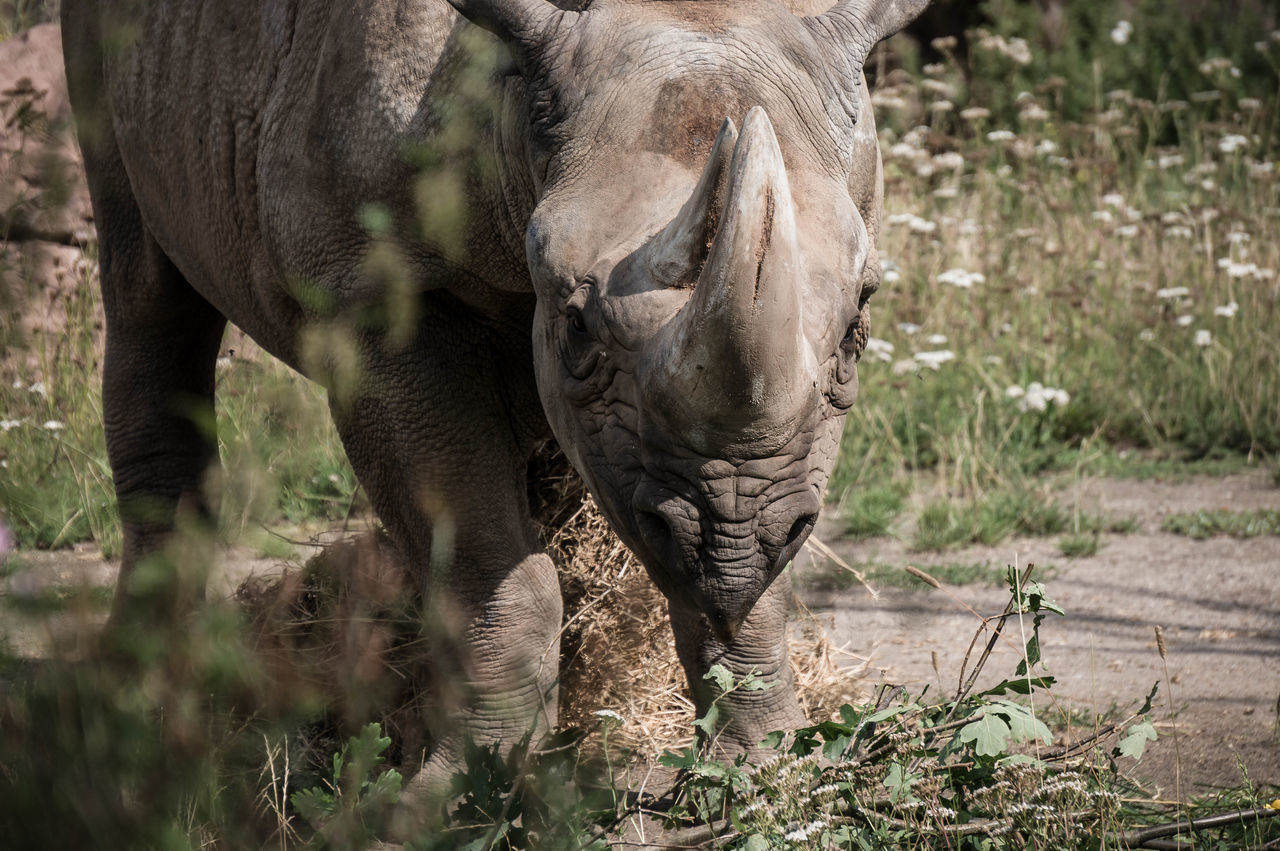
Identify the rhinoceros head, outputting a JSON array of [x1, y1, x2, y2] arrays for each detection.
[[453, 0, 925, 641]]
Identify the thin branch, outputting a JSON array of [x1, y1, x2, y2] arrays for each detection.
[[1114, 806, 1280, 847]]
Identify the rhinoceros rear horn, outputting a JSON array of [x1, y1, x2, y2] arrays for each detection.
[[448, 0, 562, 47], [806, 0, 931, 68], [646, 118, 739, 286]]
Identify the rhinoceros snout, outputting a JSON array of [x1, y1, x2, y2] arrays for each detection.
[[631, 479, 819, 642]]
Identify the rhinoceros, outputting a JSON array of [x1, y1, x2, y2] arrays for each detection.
[[62, 0, 925, 795]]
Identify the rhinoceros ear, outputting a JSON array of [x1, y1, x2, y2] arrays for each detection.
[[805, 0, 930, 68], [448, 0, 562, 48]]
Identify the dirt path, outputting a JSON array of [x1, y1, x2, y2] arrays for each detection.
[[796, 470, 1280, 798]]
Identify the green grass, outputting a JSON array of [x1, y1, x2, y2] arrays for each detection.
[[1162, 509, 1280, 540], [1058, 532, 1102, 558], [800, 558, 1048, 592], [840, 483, 907, 539], [910, 488, 1069, 551]]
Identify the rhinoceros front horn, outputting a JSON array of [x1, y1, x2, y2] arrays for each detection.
[[651, 107, 809, 440]]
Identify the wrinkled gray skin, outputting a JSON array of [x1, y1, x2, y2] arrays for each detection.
[[63, 0, 925, 802]]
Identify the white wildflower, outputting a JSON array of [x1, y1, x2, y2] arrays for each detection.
[[960, 106, 991, 121], [865, 338, 894, 362], [882, 266, 901, 284], [986, 129, 1016, 142], [1115, 224, 1139, 238], [933, 185, 959, 199], [1226, 262, 1258, 278], [1158, 153, 1185, 169], [1240, 97, 1262, 111], [1176, 314, 1194, 327], [1165, 225, 1194, 239], [1015, 382, 1069, 412], [1020, 103, 1049, 121], [933, 151, 965, 171], [1194, 329, 1212, 347], [872, 93, 908, 111], [889, 142, 920, 161], [593, 709, 624, 723], [1005, 385, 1026, 399], [929, 99, 955, 113], [1226, 231, 1250, 244], [27, 381, 47, 397], [914, 350, 955, 369], [1200, 178, 1217, 192], [891, 358, 918, 375], [908, 217, 938, 234], [1102, 192, 1125, 208], [1214, 301, 1239, 317], [897, 322, 920, 335], [1218, 134, 1249, 154], [926, 333, 949, 345], [0, 419, 21, 431], [1091, 210, 1114, 223], [937, 268, 985, 288], [1036, 139, 1058, 155], [10, 379, 22, 390], [1110, 20, 1133, 45], [43, 420, 64, 431], [1139, 328, 1156, 341], [1248, 161, 1276, 178]]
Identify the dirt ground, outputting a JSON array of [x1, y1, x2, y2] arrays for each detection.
[[5, 470, 1277, 805], [798, 470, 1280, 799]]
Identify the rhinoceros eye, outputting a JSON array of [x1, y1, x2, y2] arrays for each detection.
[[840, 319, 858, 349], [567, 306, 588, 336]]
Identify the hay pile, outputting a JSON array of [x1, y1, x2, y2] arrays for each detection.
[[239, 442, 868, 763]]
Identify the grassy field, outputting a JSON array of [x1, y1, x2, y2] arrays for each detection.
[[1, 0, 1279, 848]]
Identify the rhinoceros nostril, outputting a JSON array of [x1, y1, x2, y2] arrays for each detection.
[[776, 511, 817, 570], [637, 507, 678, 568]]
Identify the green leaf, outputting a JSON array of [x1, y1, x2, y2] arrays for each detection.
[[362, 769, 403, 809], [1138, 682, 1160, 716], [739, 671, 776, 691], [1117, 720, 1157, 761], [823, 732, 853, 761], [959, 713, 1012, 757], [692, 703, 719, 737], [290, 787, 335, 830], [978, 676, 1056, 696], [866, 702, 918, 724], [758, 730, 785, 750], [659, 747, 699, 770], [742, 835, 771, 851], [839, 704, 865, 726], [882, 761, 920, 803], [993, 700, 1052, 746], [705, 664, 735, 694]]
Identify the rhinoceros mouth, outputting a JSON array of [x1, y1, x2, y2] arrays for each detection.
[[629, 477, 818, 642]]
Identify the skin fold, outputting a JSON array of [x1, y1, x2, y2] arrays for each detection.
[[61, 0, 926, 809]]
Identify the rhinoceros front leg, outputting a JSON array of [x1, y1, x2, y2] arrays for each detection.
[[669, 573, 805, 760], [325, 314, 560, 812]]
